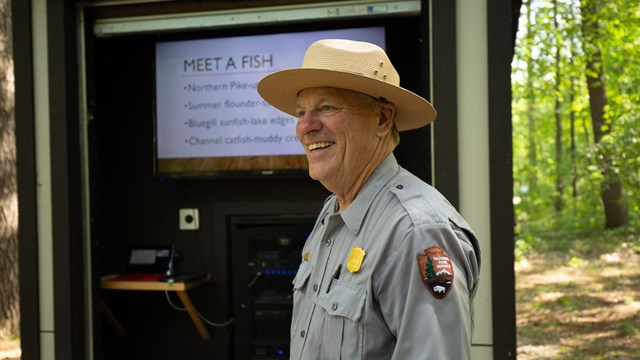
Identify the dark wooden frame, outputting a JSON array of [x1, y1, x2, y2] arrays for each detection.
[[14, 0, 40, 358], [487, 0, 517, 357]]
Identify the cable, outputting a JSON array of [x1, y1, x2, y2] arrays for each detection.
[[247, 271, 261, 288], [164, 290, 234, 327]]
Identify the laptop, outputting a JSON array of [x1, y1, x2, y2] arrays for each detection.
[[112, 245, 174, 282]]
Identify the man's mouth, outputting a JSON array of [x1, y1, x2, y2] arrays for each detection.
[[308, 142, 335, 151]]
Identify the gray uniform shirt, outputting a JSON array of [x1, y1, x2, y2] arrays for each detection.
[[290, 154, 481, 360]]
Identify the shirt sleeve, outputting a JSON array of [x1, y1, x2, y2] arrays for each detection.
[[376, 221, 480, 360]]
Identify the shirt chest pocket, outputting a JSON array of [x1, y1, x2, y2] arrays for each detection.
[[314, 280, 367, 359], [290, 262, 312, 339]]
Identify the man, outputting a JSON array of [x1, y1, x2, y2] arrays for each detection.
[[257, 39, 481, 359]]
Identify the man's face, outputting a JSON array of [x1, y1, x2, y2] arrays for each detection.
[[295, 87, 385, 190]]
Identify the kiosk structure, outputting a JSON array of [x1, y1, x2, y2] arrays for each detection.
[[13, 0, 516, 359]]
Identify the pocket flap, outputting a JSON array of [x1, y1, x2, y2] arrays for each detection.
[[315, 280, 366, 322], [292, 261, 312, 290]]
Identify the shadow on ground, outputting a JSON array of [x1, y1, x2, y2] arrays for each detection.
[[516, 245, 640, 360]]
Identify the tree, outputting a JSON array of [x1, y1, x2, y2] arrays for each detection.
[[521, 0, 540, 206], [553, 0, 564, 212], [425, 257, 436, 281], [580, 0, 629, 228], [512, 0, 638, 233], [0, 0, 19, 338]]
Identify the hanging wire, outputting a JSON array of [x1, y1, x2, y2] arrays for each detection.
[[164, 290, 234, 327]]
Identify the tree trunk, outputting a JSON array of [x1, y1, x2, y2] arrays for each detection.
[[580, 0, 629, 228], [569, 76, 578, 200], [0, 0, 21, 338], [525, 0, 538, 191], [553, 0, 564, 212]]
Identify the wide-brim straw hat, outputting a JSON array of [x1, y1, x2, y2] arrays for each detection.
[[257, 39, 436, 131]]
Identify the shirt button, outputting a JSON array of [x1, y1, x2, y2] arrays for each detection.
[[396, 184, 404, 189], [300, 330, 305, 338], [324, 238, 332, 246], [312, 284, 318, 292], [332, 303, 338, 311]]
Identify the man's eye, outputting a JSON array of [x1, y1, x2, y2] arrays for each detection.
[[296, 110, 306, 118], [320, 105, 334, 112]]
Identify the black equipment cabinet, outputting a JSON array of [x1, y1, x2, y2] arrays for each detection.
[[230, 215, 317, 360]]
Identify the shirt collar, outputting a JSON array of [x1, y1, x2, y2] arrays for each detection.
[[339, 153, 399, 235]]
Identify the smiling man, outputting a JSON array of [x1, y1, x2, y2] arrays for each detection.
[[258, 39, 481, 360], [296, 87, 395, 210]]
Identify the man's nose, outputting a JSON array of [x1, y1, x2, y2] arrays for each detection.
[[296, 112, 321, 136]]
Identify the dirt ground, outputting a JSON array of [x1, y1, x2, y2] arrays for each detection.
[[0, 338, 19, 360], [516, 246, 640, 360]]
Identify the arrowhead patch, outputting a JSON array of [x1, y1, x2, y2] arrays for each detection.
[[416, 246, 454, 299]]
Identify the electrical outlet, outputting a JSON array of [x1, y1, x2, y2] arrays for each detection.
[[179, 208, 199, 230]]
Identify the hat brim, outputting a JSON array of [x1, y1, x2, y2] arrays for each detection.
[[257, 68, 436, 131]]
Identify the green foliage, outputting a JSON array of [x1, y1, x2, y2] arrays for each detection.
[[566, 256, 587, 267], [515, 215, 639, 259], [619, 323, 637, 337], [513, 0, 640, 235]]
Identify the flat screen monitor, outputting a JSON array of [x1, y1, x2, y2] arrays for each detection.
[[154, 26, 385, 178]]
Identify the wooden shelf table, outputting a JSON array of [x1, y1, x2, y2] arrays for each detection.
[[100, 273, 211, 340]]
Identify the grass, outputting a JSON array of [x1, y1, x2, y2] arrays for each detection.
[[516, 225, 640, 360]]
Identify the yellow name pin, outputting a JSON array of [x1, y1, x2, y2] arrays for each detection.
[[347, 247, 366, 273], [303, 251, 310, 261]]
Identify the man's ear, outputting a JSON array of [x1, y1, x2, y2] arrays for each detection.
[[377, 103, 395, 137]]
